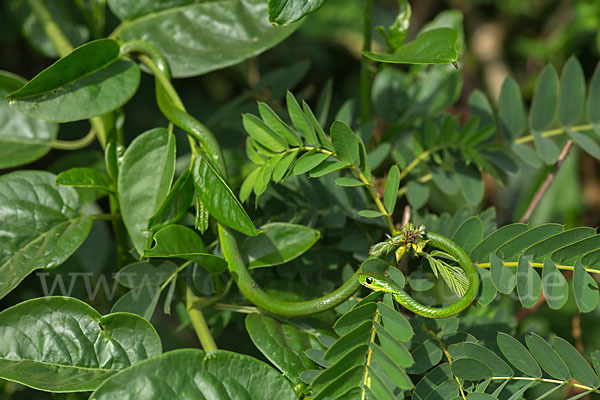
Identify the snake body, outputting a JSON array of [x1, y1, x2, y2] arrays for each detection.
[[359, 232, 479, 318]]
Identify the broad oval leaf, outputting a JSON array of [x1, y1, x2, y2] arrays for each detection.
[[573, 261, 599, 313], [363, 28, 458, 64], [0, 71, 58, 168], [7, 39, 140, 122], [452, 217, 484, 255], [194, 154, 257, 236], [330, 121, 359, 163], [553, 337, 600, 388], [245, 313, 319, 386], [542, 259, 568, 310], [499, 76, 526, 140], [90, 349, 296, 399], [497, 332, 542, 377], [119, 128, 176, 254], [112, 284, 161, 321], [463, 342, 513, 377], [589, 61, 600, 128], [241, 222, 320, 268], [0, 297, 161, 392], [268, 0, 325, 26], [413, 363, 452, 400], [490, 254, 516, 295], [451, 358, 492, 381], [405, 180, 430, 209], [525, 333, 570, 381], [112, 0, 299, 78], [406, 339, 443, 374], [56, 167, 113, 192], [0, 170, 92, 300], [559, 57, 585, 126], [144, 225, 227, 273], [529, 65, 559, 132], [516, 256, 542, 308]]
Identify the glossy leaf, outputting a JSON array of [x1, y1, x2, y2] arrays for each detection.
[[144, 225, 226, 273], [499, 76, 526, 140], [330, 121, 359, 163], [147, 170, 195, 232], [525, 333, 570, 381], [268, 0, 324, 25], [56, 167, 112, 192], [119, 128, 176, 253], [194, 154, 257, 236], [0, 71, 57, 168], [573, 261, 599, 313], [7, 39, 140, 122], [497, 332, 542, 377], [112, 0, 299, 78], [0, 297, 161, 392], [559, 57, 585, 126], [243, 113, 287, 153], [241, 222, 320, 268], [530, 65, 559, 132], [0, 171, 92, 300], [245, 313, 318, 386], [542, 259, 568, 309], [363, 28, 458, 64], [90, 349, 296, 399], [112, 284, 161, 320], [553, 337, 600, 388], [516, 256, 542, 308]]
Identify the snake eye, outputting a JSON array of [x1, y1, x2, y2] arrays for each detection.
[[365, 276, 373, 285]]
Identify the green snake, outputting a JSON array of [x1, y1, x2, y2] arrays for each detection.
[[358, 232, 479, 318], [121, 41, 479, 319]]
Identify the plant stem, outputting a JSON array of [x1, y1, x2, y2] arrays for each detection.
[[514, 124, 592, 144], [489, 377, 599, 394], [51, 127, 97, 150], [186, 285, 218, 352], [519, 140, 573, 223], [90, 213, 121, 221], [26, 0, 72, 56], [475, 261, 600, 275], [360, 309, 380, 400], [359, 0, 373, 124]]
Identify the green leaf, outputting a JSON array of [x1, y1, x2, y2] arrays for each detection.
[[476, 267, 497, 306], [452, 216, 484, 255], [115, 261, 177, 288], [551, 235, 600, 264], [496, 223, 563, 261], [112, 284, 161, 320], [516, 256, 542, 308], [241, 222, 320, 268], [367, 366, 396, 400], [303, 100, 334, 151], [257, 102, 302, 147], [412, 364, 452, 400], [469, 89, 496, 132], [147, 170, 195, 232], [407, 339, 443, 374], [511, 143, 542, 168], [454, 161, 484, 205], [111, 0, 299, 78], [542, 259, 569, 310], [525, 333, 571, 381], [573, 261, 599, 313], [267, 0, 324, 26], [309, 160, 348, 178], [490, 254, 516, 294], [7, 39, 140, 122], [330, 121, 359, 163], [374, 322, 413, 367], [287, 91, 317, 145], [451, 358, 492, 381], [369, 344, 413, 390], [499, 76, 526, 140], [405, 180, 430, 209], [293, 151, 330, 174], [0, 71, 57, 168], [240, 167, 261, 202], [530, 65, 559, 132], [524, 227, 596, 261], [553, 337, 600, 388], [273, 150, 299, 182], [463, 342, 513, 377], [533, 131, 559, 164], [119, 128, 176, 254], [0, 171, 92, 301], [0, 297, 161, 392], [144, 225, 227, 273], [335, 176, 365, 187], [589, 62, 600, 130], [90, 349, 296, 399], [431, 169, 458, 196], [323, 322, 371, 363], [566, 127, 600, 159], [497, 332, 542, 378], [559, 57, 586, 126], [363, 28, 458, 64], [193, 154, 257, 236], [358, 210, 385, 218], [245, 314, 319, 386], [56, 167, 113, 192], [377, 303, 413, 341], [470, 223, 528, 263], [243, 113, 287, 153]]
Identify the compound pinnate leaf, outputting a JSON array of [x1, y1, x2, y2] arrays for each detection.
[[119, 128, 176, 254], [7, 39, 140, 122], [524, 227, 596, 261], [451, 358, 492, 381], [497, 332, 542, 377], [194, 154, 257, 237], [111, 0, 299, 78], [90, 349, 296, 399], [0, 297, 161, 392], [496, 223, 563, 261], [243, 113, 287, 153], [143, 225, 227, 273], [470, 223, 528, 263], [241, 222, 319, 268], [525, 333, 570, 381], [364, 28, 458, 64], [553, 337, 600, 388], [463, 342, 513, 377], [0, 171, 92, 301], [0, 71, 57, 168]]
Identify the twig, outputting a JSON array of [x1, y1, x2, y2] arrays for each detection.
[[519, 140, 574, 223], [401, 205, 411, 228]]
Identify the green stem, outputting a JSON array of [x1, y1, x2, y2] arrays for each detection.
[[108, 195, 132, 268], [219, 225, 361, 317], [476, 261, 600, 275], [360, 0, 373, 124], [397, 173, 432, 198], [514, 124, 592, 144], [489, 377, 598, 394], [51, 127, 96, 150], [26, 0, 72, 56], [186, 285, 218, 351], [90, 213, 121, 221]]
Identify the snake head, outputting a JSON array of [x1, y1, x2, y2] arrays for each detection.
[[358, 272, 404, 294]]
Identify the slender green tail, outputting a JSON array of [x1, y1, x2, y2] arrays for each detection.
[[358, 232, 479, 318]]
